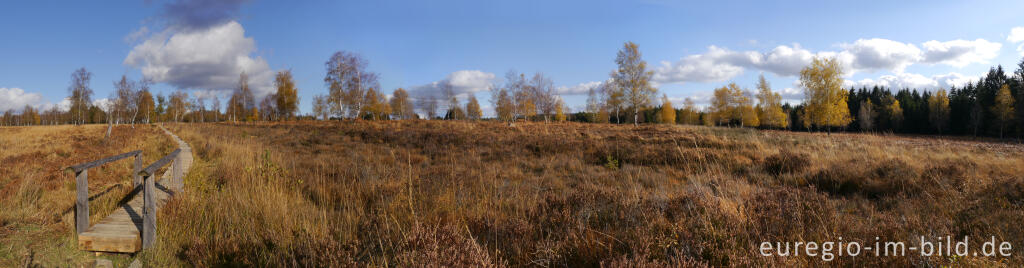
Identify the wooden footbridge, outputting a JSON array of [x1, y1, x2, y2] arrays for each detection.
[[65, 125, 192, 253]]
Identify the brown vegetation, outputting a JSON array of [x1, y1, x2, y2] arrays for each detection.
[[138, 120, 1023, 266], [0, 125, 174, 266]]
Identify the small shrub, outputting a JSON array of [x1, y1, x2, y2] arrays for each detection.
[[604, 155, 620, 170], [395, 223, 503, 267], [762, 150, 809, 176], [807, 159, 921, 199]]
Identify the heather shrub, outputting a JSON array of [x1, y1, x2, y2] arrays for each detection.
[[762, 150, 810, 176]]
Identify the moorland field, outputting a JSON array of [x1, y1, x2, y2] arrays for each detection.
[[2, 121, 1024, 266], [0, 125, 174, 266]]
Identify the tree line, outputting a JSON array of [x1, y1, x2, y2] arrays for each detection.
[[583, 55, 1022, 140], [0, 68, 300, 126], [310, 51, 572, 122], [3, 42, 655, 127], [5, 41, 1021, 140]]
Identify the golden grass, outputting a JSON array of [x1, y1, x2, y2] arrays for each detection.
[[138, 120, 1024, 267], [0, 124, 174, 267]]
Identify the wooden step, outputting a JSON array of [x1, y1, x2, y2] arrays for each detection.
[[78, 231, 141, 253]]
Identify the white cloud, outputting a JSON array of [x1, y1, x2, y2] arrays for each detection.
[[446, 70, 495, 92], [1008, 27, 1024, 43], [556, 80, 608, 95], [931, 72, 978, 89], [1009, 27, 1024, 56], [408, 70, 496, 100], [124, 21, 275, 98], [921, 39, 1001, 67], [778, 87, 804, 102], [839, 38, 922, 73], [92, 98, 114, 112], [653, 38, 1000, 85], [848, 72, 976, 91], [0, 88, 71, 113], [654, 44, 838, 84], [654, 46, 749, 84], [0, 88, 44, 111], [38, 98, 72, 112], [756, 45, 818, 76]]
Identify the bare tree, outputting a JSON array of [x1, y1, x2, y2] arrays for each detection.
[[504, 71, 535, 120], [439, 80, 465, 119], [969, 101, 984, 137], [530, 73, 557, 122], [112, 76, 128, 125], [68, 68, 93, 125], [134, 79, 153, 125], [260, 94, 277, 121], [313, 94, 329, 120], [169, 90, 189, 123], [585, 87, 600, 119], [418, 94, 439, 119], [104, 92, 117, 139], [228, 73, 256, 122], [601, 81, 624, 124], [195, 95, 207, 123], [325, 51, 379, 119], [211, 94, 221, 122], [858, 100, 875, 131]]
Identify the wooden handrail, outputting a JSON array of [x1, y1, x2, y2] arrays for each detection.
[[139, 149, 180, 177], [66, 150, 144, 235], [65, 150, 141, 173]]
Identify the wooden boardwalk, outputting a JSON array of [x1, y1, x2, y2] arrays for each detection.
[[77, 125, 192, 253]]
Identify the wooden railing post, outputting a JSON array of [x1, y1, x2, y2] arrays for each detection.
[[142, 173, 156, 248], [75, 170, 89, 234], [137, 148, 180, 249], [172, 154, 182, 182], [133, 152, 143, 189]]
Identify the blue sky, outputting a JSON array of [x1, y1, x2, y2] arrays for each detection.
[[3, 0, 1024, 115]]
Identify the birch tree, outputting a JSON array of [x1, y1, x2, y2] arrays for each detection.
[[799, 57, 851, 132], [611, 42, 656, 126], [325, 51, 378, 119]]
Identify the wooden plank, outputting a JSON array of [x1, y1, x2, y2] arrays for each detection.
[[78, 233, 141, 253], [97, 218, 138, 223], [84, 226, 139, 234], [92, 223, 140, 228], [94, 217, 140, 222], [95, 218, 139, 224]]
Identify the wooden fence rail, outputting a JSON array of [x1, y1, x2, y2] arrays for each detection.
[[64, 150, 143, 235]]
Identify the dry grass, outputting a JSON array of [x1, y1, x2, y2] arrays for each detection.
[[134, 120, 1024, 267], [0, 124, 174, 266]]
